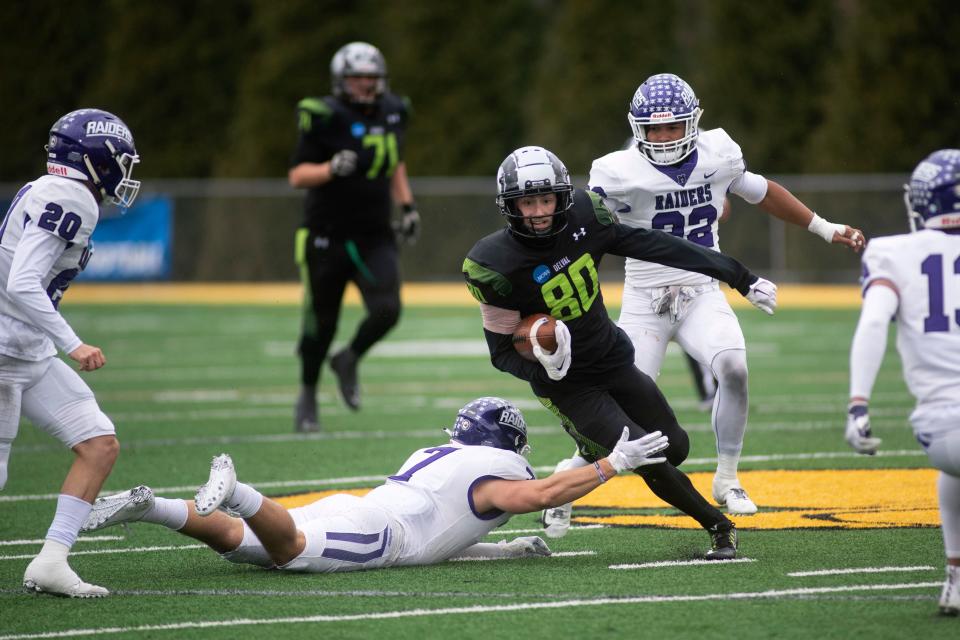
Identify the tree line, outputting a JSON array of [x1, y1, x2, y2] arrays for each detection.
[[2, 0, 957, 184]]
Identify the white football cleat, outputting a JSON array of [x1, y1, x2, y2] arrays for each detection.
[[82, 485, 154, 532], [940, 565, 960, 616], [194, 454, 237, 516], [713, 480, 758, 515], [23, 558, 108, 598], [542, 503, 572, 538]]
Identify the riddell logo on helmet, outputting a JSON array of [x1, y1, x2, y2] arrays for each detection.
[[47, 164, 69, 177], [85, 120, 132, 142], [650, 112, 675, 119]]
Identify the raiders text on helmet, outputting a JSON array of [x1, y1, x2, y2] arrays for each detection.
[[45, 108, 140, 208]]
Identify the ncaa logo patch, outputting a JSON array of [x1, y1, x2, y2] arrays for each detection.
[[351, 122, 366, 137], [533, 265, 551, 284]]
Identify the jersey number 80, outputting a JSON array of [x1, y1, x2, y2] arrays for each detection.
[[541, 253, 599, 320]]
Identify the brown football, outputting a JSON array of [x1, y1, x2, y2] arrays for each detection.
[[512, 313, 558, 361]]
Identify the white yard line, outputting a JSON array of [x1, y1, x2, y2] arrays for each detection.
[[0, 536, 123, 547], [610, 558, 757, 570], [495, 525, 605, 535], [788, 565, 936, 577], [451, 551, 595, 562], [0, 544, 205, 561], [0, 582, 941, 640]]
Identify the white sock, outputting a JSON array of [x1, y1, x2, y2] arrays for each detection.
[[225, 482, 263, 519], [0, 441, 11, 490], [44, 494, 91, 549], [938, 471, 960, 558], [141, 497, 189, 530], [715, 452, 740, 486]]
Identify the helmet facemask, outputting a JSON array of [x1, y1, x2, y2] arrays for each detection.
[[628, 73, 702, 166], [85, 139, 141, 208], [331, 42, 389, 106], [496, 147, 574, 240]]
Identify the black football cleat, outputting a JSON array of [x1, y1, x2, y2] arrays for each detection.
[[705, 522, 738, 560], [330, 349, 361, 411]]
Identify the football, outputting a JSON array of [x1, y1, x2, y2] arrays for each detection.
[[512, 313, 558, 361]]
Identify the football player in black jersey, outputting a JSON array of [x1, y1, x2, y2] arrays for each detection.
[[288, 42, 419, 432], [463, 146, 778, 559]]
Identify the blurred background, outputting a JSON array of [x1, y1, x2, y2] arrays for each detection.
[[1, 0, 957, 283]]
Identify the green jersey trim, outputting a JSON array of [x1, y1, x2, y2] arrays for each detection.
[[462, 258, 512, 301], [587, 190, 615, 225]]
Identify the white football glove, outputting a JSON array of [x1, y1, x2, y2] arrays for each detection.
[[606, 427, 669, 473], [746, 277, 778, 315], [498, 536, 552, 558], [845, 401, 882, 455], [329, 149, 358, 177], [533, 318, 571, 381], [651, 285, 695, 324]]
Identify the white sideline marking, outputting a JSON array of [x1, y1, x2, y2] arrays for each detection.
[[610, 558, 757, 570], [0, 582, 941, 639], [0, 544, 205, 561], [0, 536, 123, 547], [788, 565, 936, 577], [495, 525, 605, 535], [0, 449, 925, 504], [451, 551, 595, 562]]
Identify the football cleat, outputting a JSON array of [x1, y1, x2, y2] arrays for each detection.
[[330, 349, 361, 411], [23, 558, 108, 598], [294, 387, 320, 433], [194, 454, 237, 516], [541, 504, 572, 539], [713, 478, 758, 515], [82, 485, 154, 532], [940, 565, 960, 616], [504, 536, 552, 557], [705, 522, 738, 560]]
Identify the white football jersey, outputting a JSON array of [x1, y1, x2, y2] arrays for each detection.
[[0, 175, 98, 360], [363, 442, 535, 566], [590, 129, 761, 288], [861, 230, 960, 407]]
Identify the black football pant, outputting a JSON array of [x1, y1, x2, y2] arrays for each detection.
[[296, 230, 401, 387], [536, 362, 729, 530]]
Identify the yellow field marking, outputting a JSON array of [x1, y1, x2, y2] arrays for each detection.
[[275, 468, 939, 530], [66, 282, 862, 308]]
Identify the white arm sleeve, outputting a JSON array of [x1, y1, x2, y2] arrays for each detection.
[[849, 284, 899, 400], [451, 542, 516, 559], [6, 224, 82, 354], [728, 171, 768, 204]]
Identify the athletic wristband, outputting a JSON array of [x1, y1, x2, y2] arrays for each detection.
[[807, 213, 845, 243], [594, 461, 609, 483], [402, 202, 417, 214]]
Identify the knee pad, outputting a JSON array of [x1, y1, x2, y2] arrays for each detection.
[[712, 350, 748, 390]]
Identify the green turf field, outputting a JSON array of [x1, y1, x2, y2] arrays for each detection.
[[2, 302, 957, 638]]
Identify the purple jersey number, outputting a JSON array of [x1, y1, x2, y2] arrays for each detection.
[[920, 253, 960, 333], [651, 204, 718, 248], [388, 446, 458, 482]]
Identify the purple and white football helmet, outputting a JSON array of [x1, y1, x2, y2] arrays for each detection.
[[447, 397, 530, 456], [628, 73, 702, 166], [45, 109, 140, 207], [331, 42, 389, 105], [904, 149, 960, 231]]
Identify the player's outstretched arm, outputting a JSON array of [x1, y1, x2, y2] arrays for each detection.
[[759, 180, 865, 252], [454, 537, 552, 560], [472, 430, 668, 515]]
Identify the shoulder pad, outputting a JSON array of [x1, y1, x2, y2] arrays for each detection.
[[27, 177, 99, 242], [699, 128, 743, 162], [296, 97, 334, 132], [463, 256, 512, 303], [585, 190, 615, 225]]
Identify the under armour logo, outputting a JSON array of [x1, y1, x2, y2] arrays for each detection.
[[314, 236, 330, 249], [572, 227, 587, 241]]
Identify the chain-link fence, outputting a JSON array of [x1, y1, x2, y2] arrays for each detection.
[[1, 174, 908, 283]]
